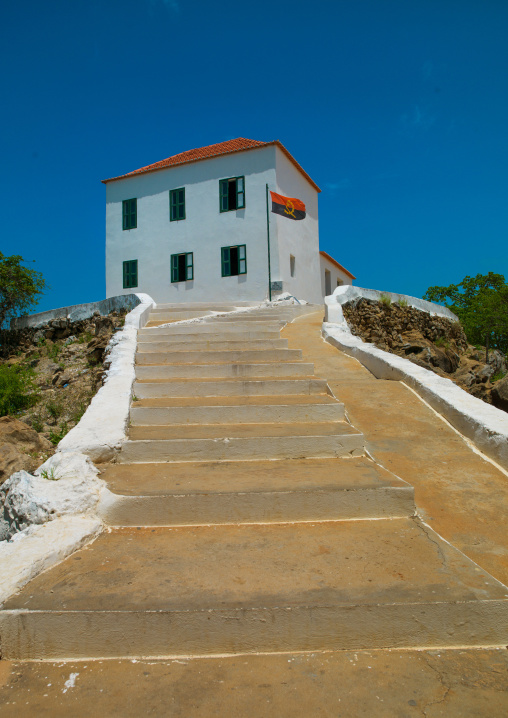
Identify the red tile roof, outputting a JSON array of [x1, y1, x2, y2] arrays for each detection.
[[102, 138, 320, 192], [319, 251, 356, 280]]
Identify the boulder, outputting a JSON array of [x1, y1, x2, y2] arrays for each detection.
[[0, 417, 52, 484], [0, 451, 104, 540], [491, 376, 508, 413]]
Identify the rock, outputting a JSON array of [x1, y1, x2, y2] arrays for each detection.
[[0, 417, 52, 484], [64, 335, 77, 346], [0, 451, 104, 539], [491, 376, 508, 412], [488, 349, 507, 376], [53, 372, 72, 387], [94, 316, 115, 337]]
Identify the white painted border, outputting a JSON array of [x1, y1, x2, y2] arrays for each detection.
[[322, 321, 508, 471], [325, 285, 458, 323], [57, 293, 155, 461]]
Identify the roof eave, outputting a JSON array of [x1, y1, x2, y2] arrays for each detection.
[[102, 140, 321, 193], [319, 251, 356, 280]]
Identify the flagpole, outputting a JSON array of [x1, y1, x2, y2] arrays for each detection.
[[265, 184, 272, 301]]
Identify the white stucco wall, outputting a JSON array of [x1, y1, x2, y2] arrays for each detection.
[[273, 148, 322, 304], [319, 254, 354, 297], [105, 147, 277, 303]]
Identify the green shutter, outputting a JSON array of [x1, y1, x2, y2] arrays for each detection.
[[221, 246, 231, 276], [171, 254, 179, 283], [238, 245, 247, 274], [123, 260, 138, 288], [170, 188, 185, 221], [122, 199, 137, 230], [236, 176, 245, 209], [219, 179, 229, 212], [186, 252, 193, 280]]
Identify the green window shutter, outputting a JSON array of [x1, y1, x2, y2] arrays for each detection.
[[170, 189, 185, 221], [171, 254, 179, 283], [236, 176, 245, 209], [221, 246, 231, 276], [123, 260, 138, 288], [238, 245, 247, 274], [219, 179, 229, 212], [186, 252, 193, 280], [123, 199, 137, 230]]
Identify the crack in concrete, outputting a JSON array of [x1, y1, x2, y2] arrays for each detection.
[[420, 655, 452, 717], [416, 519, 448, 571]]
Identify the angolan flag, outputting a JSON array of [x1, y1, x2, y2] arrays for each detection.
[[270, 191, 306, 221]]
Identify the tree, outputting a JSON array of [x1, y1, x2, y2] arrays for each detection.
[[0, 252, 47, 329], [424, 272, 508, 357]]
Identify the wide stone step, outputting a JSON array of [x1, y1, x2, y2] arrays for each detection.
[[129, 420, 350, 440], [153, 302, 258, 310], [136, 349, 303, 365], [3, 519, 507, 659], [133, 378, 330, 398], [118, 426, 364, 462], [137, 339, 289, 352], [146, 311, 216, 321], [130, 400, 345, 425], [135, 362, 314, 381], [133, 394, 339, 408], [98, 457, 415, 526], [138, 323, 282, 336]]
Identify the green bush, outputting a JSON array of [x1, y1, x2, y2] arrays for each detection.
[[397, 298, 409, 308], [379, 294, 392, 307], [0, 364, 39, 416], [49, 422, 69, 445]]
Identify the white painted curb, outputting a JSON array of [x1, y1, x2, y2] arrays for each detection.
[[322, 321, 508, 471], [325, 285, 458, 324], [0, 294, 155, 605], [57, 293, 155, 461]]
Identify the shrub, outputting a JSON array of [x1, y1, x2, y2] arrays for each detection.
[[435, 337, 451, 349], [397, 298, 409, 308], [379, 294, 392, 307], [46, 399, 64, 420], [49, 422, 69, 445], [0, 364, 39, 416]]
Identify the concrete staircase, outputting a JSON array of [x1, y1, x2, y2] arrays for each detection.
[[2, 303, 508, 659]]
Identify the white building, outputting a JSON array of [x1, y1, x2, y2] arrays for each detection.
[[103, 138, 354, 304]]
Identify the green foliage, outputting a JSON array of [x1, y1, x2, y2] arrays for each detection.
[[46, 399, 64, 420], [0, 364, 39, 416], [0, 251, 47, 329], [491, 370, 506, 384], [31, 414, 44, 433], [46, 342, 61, 361], [424, 273, 508, 354], [379, 294, 392, 307], [396, 298, 409, 308], [40, 467, 59, 480], [49, 422, 68, 445], [434, 336, 451, 349]]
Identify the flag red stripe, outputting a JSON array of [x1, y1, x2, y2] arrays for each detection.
[[270, 191, 306, 212]]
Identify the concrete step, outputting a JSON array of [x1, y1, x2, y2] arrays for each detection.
[[118, 425, 365, 462], [153, 302, 259, 310], [130, 400, 345, 425], [133, 394, 339, 408], [135, 362, 314, 381], [136, 349, 303, 365], [3, 518, 507, 658], [137, 339, 289, 352], [98, 457, 415, 525], [129, 421, 351, 440], [133, 378, 330, 398], [139, 322, 282, 336], [146, 311, 216, 321]]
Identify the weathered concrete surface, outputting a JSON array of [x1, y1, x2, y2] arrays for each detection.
[[2, 519, 508, 658], [284, 312, 508, 585], [99, 457, 414, 525], [2, 649, 508, 717]]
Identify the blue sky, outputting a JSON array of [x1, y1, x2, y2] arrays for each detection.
[[2, 0, 507, 312]]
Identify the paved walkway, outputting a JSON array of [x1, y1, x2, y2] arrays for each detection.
[[283, 311, 508, 585], [1, 305, 508, 716]]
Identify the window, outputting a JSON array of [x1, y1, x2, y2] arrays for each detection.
[[122, 198, 137, 230], [219, 176, 245, 212], [337, 279, 343, 287], [170, 188, 185, 221], [290, 255, 295, 277], [171, 252, 194, 283], [123, 260, 138, 288], [221, 245, 247, 277]]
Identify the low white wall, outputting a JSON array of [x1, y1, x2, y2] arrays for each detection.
[[11, 294, 143, 330], [322, 321, 508, 471], [58, 293, 154, 461], [325, 285, 458, 324], [0, 293, 155, 605]]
